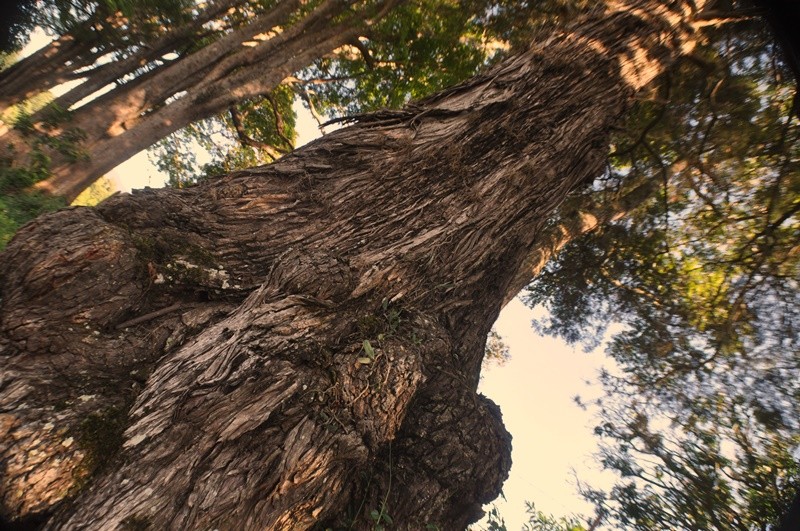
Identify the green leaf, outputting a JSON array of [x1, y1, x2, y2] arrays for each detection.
[[363, 339, 375, 360]]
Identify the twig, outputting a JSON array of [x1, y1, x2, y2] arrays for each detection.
[[116, 302, 183, 329]]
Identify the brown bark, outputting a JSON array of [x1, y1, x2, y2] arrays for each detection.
[[501, 177, 658, 307], [0, 30, 97, 109], [35, 0, 247, 115], [0, 1, 247, 111], [0, 1, 707, 528], [31, 21, 356, 201]]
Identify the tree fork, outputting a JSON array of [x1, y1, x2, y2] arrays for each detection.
[[1, 1, 708, 528]]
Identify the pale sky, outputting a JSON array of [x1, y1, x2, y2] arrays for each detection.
[[480, 300, 614, 528], [19, 33, 615, 530]]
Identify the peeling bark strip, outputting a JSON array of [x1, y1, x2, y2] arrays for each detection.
[[0, 1, 708, 528]]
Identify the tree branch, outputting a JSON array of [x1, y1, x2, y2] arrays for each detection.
[[228, 106, 285, 160], [348, 37, 375, 69], [264, 93, 295, 150], [295, 86, 327, 132]]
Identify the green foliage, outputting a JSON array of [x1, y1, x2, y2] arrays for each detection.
[[152, 86, 298, 186], [72, 176, 116, 206], [525, 16, 800, 530], [0, 146, 64, 250], [479, 505, 508, 531], [369, 505, 393, 530], [302, 0, 589, 115], [1, 90, 53, 127], [1, 50, 19, 71], [29, 0, 196, 46], [358, 339, 377, 365], [0, 192, 66, 249], [483, 328, 510, 368], [474, 503, 588, 531], [0, 100, 84, 247], [305, 0, 491, 114], [355, 299, 407, 366], [0, 0, 39, 52], [521, 503, 587, 531]]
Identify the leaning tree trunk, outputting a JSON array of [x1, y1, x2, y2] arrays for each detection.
[[0, 0, 247, 113], [1, 0, 395, 203], [0, 1, 707, 528], [0, 0, 248, 110]]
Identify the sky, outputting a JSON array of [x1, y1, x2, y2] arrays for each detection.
[[20, 32, 617, 530], [479, 301, 614, 529]]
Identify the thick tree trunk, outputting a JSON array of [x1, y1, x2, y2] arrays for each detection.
[[31, 19, 357, 201], [0, 0, 246, 111], [0, 1, 707, 528], [0, 30, 98, 109], [31, 0, 247, 115]]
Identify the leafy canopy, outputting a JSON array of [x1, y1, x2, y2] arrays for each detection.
[[525, 11, 800, 530]]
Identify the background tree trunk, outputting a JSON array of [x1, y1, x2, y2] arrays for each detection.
[[0, 1, 707, 528], [1, 0, 394, 202], [0, 0, 245, 110]]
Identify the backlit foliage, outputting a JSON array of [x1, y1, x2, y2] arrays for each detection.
[[525, 13, 800, 530]]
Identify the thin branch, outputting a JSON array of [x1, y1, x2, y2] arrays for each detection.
[[295, 86, 327, 132], [228, 106, 285, 161], [641, 140, 672, 256], [285, 74, 362, 85], [116, 303, 184, 329], [264, 93, 295, 150], [348, 37, 375, 69], [609, 103, 666, 159], [692, 7, 765, 28]]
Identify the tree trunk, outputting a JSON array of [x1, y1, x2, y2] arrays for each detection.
[[29, 0, 247, 115], [502, 176, 658, 308], [31, 18, 358, 201], [0, 1, 707, 528], [1, 0, 396, 203], [0, 30, 98, 109], [0, 0, 246, 111]]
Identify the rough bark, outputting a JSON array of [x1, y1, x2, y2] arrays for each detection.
[[501, 177, 657, 307], [0, 1, 707, 528]]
